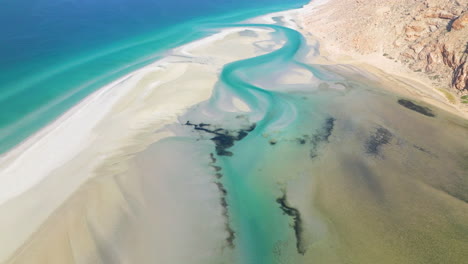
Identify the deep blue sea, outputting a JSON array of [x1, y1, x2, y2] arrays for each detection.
[[0, 0, 308, 153]]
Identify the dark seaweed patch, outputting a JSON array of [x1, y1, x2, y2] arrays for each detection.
[[276, 192, 306, 255], [366, 127, 393, 155], [211, 135, 235, 156], [209, 153, 217, 163], [309, 117, 336, 158], [209, 152, 223, 174], [185, 121, 256, 156], [214, 181, 236, 248], [413, 145, 429, 153], [208, 153, 236, 248], [268, 118, 335, 154], [297, 138, 306, 145], [398, 99, 435, 117], [413, 145, 438, 158], [321, 117, 336, 142], [208, 152, 235, 247], [215, 182, 227, 196]]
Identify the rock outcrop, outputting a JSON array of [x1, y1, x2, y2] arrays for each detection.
[[301, 0, 468, 94], [452, 12, 468, 30]]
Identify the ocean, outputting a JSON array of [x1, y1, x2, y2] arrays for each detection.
[[0, 0, 308, 153]]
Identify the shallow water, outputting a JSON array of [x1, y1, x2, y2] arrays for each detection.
[[161, 22, 468, 263], [0, 0, 307, 154], [7, 14, 468, 264]]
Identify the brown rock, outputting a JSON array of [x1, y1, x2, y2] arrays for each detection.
[[401, 51, 416, 59], [441, 44, 456, 68], [440, 42, 468, 91], [411, 25, 426, 32], [439, 11, 456, 19], [418, 46, 432, 60], [424, 12, 439, 18], [424, 8, 456, 19], [301, 0, 468, 92], [452, 13, 468, 30], [453, 61, 468, 91], [428, 51, 442, 65], [410, 43, 424, 53], [406, 23, 426, 33]]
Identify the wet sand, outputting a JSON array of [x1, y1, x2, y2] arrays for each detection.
[[0, 26, 278, 263]]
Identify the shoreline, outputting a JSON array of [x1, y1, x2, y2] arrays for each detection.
[[299, 0, 468, 119], [6, 0, 463, 214], [0, 21, 281, 262], [0, 26, 269, 204], [1, 2, 467, 263], [2, 0, 465, 208]]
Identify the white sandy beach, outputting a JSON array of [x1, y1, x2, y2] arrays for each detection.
[[0, 22, 282, 263]]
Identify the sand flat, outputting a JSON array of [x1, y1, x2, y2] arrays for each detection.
[[0, 26, 277, 263]]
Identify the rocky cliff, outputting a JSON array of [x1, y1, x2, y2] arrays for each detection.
[[302, 0, 468, 96]]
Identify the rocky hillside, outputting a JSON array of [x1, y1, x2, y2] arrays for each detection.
[[301, 0, 468, 95]]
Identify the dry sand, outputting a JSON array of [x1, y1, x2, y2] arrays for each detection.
[[299, 0, 468, 119]]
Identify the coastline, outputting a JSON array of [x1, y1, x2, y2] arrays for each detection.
[[0, 23, 281, 262], [299, 0, 468, 119], [0, 1, 467, 263]]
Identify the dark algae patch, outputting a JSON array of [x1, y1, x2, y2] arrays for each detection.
[[268, 118, 335, 155], [309, 117, 335, 158], [215, 181, 236, 248], [208, 153, 236, 248], [185, 120, 256, 247], [296, 138, 307, 145], [321, 117, 336, 142], [366, 126, 393, 155], [276, 192, 306, 255], [413, 144, 438, 158], [185, 121, 256, 156], [398, 99, 435, 117]]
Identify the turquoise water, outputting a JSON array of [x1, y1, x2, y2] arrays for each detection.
[[3, 2, 468, 263], [0, 0, 307, 153], [171, 21, 468, 263], [183, 23, 327, 263], [5, 10, 468, 264], [158, 22, 326, 263], [218, 25, 309, 263]]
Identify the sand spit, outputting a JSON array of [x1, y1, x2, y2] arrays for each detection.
[[0, 25, 278, 263]]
